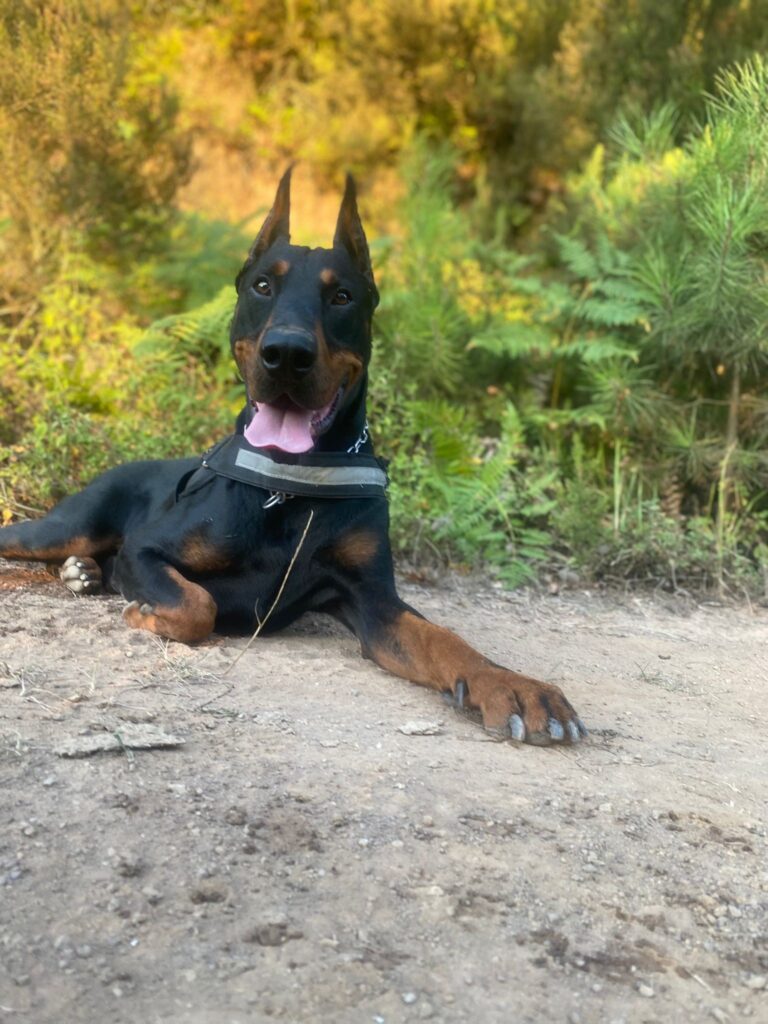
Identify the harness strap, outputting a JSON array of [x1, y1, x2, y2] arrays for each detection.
[[181, 434, 388, 502]]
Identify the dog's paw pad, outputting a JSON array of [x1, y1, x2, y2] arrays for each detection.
[[60, 556, 102, 596]]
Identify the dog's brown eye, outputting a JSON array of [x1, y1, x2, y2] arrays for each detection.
[[332, 289, 351, 306], [253, 276, 271, 296]]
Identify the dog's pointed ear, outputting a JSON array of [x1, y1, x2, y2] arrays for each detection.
[[334, 174, 379, 307], [235, 165, 293, 291]]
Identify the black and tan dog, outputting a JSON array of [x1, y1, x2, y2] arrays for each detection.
[[0, 170, 586, 746]]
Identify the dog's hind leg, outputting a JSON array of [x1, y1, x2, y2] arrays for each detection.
[[0, 503, 117, 595], [0, 500, 119, 565], [0, 460, 176, 593]]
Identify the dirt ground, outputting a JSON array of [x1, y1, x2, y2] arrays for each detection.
[[1, 559, 766, 1024]]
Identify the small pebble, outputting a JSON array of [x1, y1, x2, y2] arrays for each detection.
[[402, 992, 418, 1005], [224, 806, 247, 826], [243, 919, 299, 946], [189, 883, 226, 904], [745, 975, 766, 990], [637, 982, 655, 998], [115, 854, 144, 878]]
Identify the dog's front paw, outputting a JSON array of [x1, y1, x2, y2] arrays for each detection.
[[122, 586, 216, 644], [60, 556, 102, 595], [464, 668, 587, 746], [123, 600, 157, 630]]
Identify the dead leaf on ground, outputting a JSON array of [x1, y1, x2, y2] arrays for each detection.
[[55, 724, 185, 758]]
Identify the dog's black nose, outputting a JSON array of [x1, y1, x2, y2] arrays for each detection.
[[260, 329, 317, 378]]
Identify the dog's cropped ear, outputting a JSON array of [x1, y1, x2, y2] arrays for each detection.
[[334, 174, 379, 308], [235, 165, 293, 291]]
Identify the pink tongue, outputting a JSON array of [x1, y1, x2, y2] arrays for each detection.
[[244, 402, 315, 454]]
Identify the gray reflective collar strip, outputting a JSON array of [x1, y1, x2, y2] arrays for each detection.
[[234, 447, 387, 491]]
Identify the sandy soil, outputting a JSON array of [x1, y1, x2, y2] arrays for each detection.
[[1, 559, 766, 1024]]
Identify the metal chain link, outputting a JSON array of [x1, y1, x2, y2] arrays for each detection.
[[347, 420, 369, 455]]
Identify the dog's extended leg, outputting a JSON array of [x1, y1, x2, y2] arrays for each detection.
[[0, 514, 117, 565], [0, 504, 118, 596], [350, 596, 585, 746], [0, 459, 196, 597]]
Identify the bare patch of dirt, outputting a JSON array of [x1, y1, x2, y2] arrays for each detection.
[[1, 559, 766, 1023]]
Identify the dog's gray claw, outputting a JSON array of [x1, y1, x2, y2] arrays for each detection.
[[577, 718, 589, 738], [509, 714, 525, 742], [139, 603, 153, 615], [567, 720, 581, 743], [454, 679, 466, 709], [548, 717, 565, 741]]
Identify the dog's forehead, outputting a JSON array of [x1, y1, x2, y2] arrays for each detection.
[[264, 240, 361, 281]]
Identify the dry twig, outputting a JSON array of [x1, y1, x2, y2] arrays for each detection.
[[225, 509, 314, 675]]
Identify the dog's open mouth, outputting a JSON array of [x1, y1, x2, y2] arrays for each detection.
[[244, 387, 343, 453]]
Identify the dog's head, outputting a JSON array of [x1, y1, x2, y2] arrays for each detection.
[[230, 168, 378, 454]]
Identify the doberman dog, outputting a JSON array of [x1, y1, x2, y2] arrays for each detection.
[[0, 169, 586, 746]]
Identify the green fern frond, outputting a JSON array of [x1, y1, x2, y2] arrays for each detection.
[[554, 234, 599, 279], [577, 296, 647, 327], [137, 286, 234, 363], [558, 334, 637, 363], [468, 321, 553, 359]]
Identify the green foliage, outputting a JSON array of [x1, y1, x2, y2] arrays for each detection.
[[124, 214, 250, 319], [0, 260, 236, 511], [561, 501, 765, 596], [2, 6, 768, 597], [374, 148, 477, 395], [563, 58, 768, 550], [205, 0, 768, 228], [0, 0, 190, 304], [369, 375, 554, 585]]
